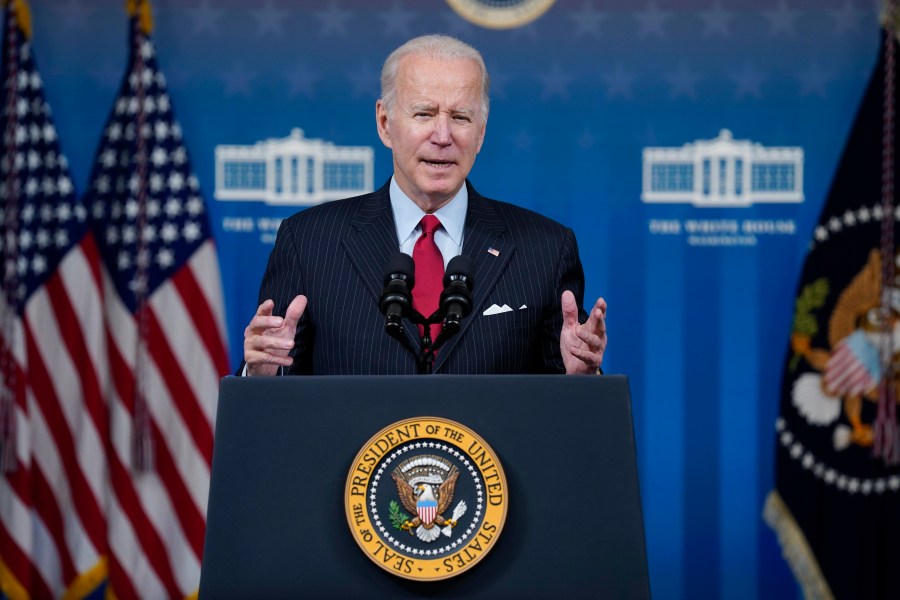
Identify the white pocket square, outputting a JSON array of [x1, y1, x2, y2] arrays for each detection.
[[483, 303, 513, 316]]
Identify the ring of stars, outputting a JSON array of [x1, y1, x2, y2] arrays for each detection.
[[775, 418, 900, 495], [811, 203, 900, 250], [368, 440, 485, 557]]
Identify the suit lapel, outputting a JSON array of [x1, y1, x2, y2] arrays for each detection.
[[341, 182, 422, 354], [342, 183, 397, 300], [434, 184, 513, 370]]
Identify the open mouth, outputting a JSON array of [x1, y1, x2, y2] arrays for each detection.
[[422, 160, 454, 168]]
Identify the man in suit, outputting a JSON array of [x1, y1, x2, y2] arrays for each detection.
[[242, 34, 606, 376]]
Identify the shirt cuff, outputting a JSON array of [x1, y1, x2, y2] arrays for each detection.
[[241, 364, 284, 376]]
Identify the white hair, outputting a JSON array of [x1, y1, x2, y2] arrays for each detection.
[[380, 34, 490, 120]]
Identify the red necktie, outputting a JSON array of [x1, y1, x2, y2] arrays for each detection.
[[412, 214, 444, 341]]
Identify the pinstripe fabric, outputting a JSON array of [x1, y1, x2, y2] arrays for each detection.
[[255, 180, 587, 375]]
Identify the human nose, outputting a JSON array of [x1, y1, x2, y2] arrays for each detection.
[[431, 114, 451, 145]]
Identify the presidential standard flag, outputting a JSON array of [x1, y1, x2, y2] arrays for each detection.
[[764, 15, 900, 600], [83, 1, 229, 597], [0, 0, 109, 597]]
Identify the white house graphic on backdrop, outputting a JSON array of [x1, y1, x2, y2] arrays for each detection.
[[641, 129, 804, 207], [214, 128, 374, 205]]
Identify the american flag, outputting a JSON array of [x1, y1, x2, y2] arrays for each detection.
[[0, 1, 109, 597], [83, 3, 229, 598]]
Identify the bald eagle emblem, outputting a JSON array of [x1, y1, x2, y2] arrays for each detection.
[[790, 250, 900, 452], [391, 455, 468, 543]]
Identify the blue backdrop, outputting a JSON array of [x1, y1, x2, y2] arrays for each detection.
[[27, 0, 883, 597]]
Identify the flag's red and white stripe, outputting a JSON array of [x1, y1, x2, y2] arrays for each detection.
[[101, 242, 228, 599], [0, 1, 110, 594], [825, 337, 879, 396], [0, 236, 109, 598]]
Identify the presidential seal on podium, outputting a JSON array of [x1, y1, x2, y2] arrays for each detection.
[[345, 417, 508, 581]]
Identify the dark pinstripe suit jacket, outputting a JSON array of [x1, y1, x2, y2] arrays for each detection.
[[255, 180, 588, 375]]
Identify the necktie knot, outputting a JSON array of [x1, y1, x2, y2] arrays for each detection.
[[420, 214, 441, 237]]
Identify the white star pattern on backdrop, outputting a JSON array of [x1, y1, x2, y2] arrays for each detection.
[[601, 62, 638, 100], [829, 1, 869, 37], [731, 61, 767, 99], [538, 63, 574, 101], [378, 1, 417, 38], [22, 0, 884, 141], [315, 1, 353, 38], [253, 1, 290, 37], [221, 61, 255, 96], [568, 1, 607, 38], [284, 62, 319, 98], [764, 0, 800, 36], [188, 0, 225, 35], [347, 60, 380, 97], [699, 1, 735, 37], [635, 1, 672, 38], [666, 62, 702, 99]]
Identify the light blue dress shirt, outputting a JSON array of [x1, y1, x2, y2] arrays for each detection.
[[389, 177, 466, 266]]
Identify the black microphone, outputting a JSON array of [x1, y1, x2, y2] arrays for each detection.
[[379, 253, 416, 338], [439, 255, 475, 338]]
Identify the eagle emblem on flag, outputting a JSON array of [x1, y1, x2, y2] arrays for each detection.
[[789, 249, 900, 451], [391, 455, 467, 543]]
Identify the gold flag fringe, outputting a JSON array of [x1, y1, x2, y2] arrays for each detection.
[[125, 0, 153, 35], [2, 0, 32, 40], [763, 491, 835, 600], [62, 557, 108, 600], [0, 556, 27, 600]]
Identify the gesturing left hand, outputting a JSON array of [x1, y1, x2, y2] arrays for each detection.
[[560, 290, 607, 375]]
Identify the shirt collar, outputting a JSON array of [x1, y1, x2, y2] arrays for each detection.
[[389, 177, 467, 247]]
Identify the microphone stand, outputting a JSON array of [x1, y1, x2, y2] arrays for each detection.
[[383, 302, 466, 374], [383, 307, 443, 374], [409, 310, 443, 375]]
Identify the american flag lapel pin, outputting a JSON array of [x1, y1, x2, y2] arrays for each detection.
[[487, 247, 500, 257]]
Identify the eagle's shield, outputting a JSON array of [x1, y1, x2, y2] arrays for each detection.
[[417, 499, 437, 525]]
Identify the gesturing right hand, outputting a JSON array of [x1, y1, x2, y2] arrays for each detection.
[[243, 295, 307, 376]]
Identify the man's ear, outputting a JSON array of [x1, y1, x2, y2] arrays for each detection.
[[375, 99, 392, 149]]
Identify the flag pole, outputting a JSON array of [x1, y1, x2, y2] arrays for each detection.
[[875, 0, 900, 465], [127, 0, 155, 472]]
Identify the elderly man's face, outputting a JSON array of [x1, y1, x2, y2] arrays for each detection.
[[376, 54, 486, 212]]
